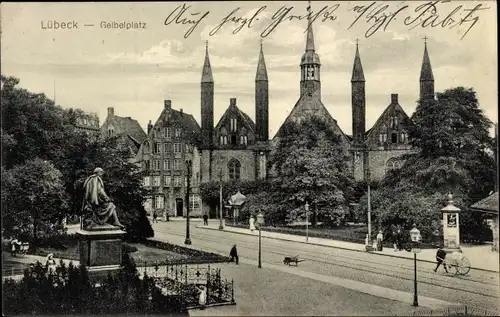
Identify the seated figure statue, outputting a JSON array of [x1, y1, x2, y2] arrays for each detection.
[[82, 167, 125, 231]]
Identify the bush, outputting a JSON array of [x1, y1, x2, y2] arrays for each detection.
[[2, 260, 188, 315]]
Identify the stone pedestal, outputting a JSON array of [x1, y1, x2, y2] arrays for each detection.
[[76, 228, 125, 276]]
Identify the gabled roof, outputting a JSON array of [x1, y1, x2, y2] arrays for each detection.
[[364, 99, 413, 142], [471, 192, 498, 214], [274, 86, 350, 143], [152, 108, 201, 135], [215, 103, 255, 133], [112, 115, 147, 144]]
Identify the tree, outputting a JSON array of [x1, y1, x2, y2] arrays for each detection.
[[357, 87, 496, 242], [1, 159, 68, 241], [270, 116, 355, 227], [1, 75, 154, 240]]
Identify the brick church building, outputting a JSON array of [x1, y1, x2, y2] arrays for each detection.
[[120, 17, 436, 219]]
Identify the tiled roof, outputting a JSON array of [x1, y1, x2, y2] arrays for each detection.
[[215, 103, 255, 133], [113, 116, 147, 144], [274, 86, 350, 144], [171, 109, 201, 134], [471, 192, 499, 214]]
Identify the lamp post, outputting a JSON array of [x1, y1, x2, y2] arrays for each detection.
[[367, 169, 372, 244], [184, 160, 192, 245], [410, 224, 421, 307], [256, 212, 264, 268], [305, 202, 309, 243], [218, 169, 224, 230]]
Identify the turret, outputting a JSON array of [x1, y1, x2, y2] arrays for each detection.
[[351, 40, 366, 144], [255, 40, 269, 141], [299, 1, 321, 98], [201, 41, 214, 148]]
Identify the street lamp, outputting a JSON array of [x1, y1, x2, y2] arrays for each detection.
[[256, 212, 264, 268], [305, 202, 309, 243], [218, 169, 224, 230], [410, 223, 421, 307], [184, 160, 192, 245]]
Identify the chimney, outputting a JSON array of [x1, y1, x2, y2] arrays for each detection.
[[230, 98, 236, 106], [391, 94, 398, 104], [147, 120, 153, 134], [107, 107, 114, 117], [180, 108, 183, 115], [164, 100, 171, 110]]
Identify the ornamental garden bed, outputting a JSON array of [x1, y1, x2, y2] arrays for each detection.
[[21, 234, 229, 268]]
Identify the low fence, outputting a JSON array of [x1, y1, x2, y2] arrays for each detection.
[[407, 306, 498, 316], [139, 262, 235, 309]]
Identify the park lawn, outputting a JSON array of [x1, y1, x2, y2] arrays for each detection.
[[128, 243, 188, 266]]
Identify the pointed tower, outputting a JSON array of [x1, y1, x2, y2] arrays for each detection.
[[351, 40, 366, 144], [255, 39, 269, 142], [201, 41, 214, 148], [300, 1, 321, 98], [419, 38, 435, 101]]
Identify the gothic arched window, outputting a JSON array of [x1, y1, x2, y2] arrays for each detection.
[[391, 131, 398, 144], [385, 158, 401, 174], [143, 141, 150, 154], [220, 127, 228, 146], [228, 159, 241, 180]]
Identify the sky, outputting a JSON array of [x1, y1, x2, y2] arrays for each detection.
[[1, 1, 497, 138]]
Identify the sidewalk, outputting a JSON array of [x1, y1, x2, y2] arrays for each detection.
[[196, 223, 499, 273]]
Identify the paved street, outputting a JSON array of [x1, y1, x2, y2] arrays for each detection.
[[150, 220, 499, 315]]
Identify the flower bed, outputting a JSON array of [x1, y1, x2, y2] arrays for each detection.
[[141, 239, 231, 265]]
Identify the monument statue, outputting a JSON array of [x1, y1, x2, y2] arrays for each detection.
[[82, 167, 125, 230]]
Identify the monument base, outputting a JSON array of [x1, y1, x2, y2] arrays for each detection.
[[76, 229, 125, 278]]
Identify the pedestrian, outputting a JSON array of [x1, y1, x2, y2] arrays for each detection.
[[391, 229, 398, 252], [249, 216, 256, 232], [152, 210, 158, 223], [434, 246, 448, 273], [10, 237, 20, 257], [195, 285, 207, 309], [229, 244, 239, 264], [396, 227, 404, 251], [376, 230, 384, 251], [46, 253, 57, 275], [203, 213, 208, 226]]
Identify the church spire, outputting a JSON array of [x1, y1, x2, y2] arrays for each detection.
[[419, 37, 435, 100], [305, 1, 315, 52], [201, 40, 213, 83], [255, 38, 268, 81], [351, 39, 365, 82]]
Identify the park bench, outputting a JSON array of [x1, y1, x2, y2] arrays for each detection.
[[283, 255, 305, 266]]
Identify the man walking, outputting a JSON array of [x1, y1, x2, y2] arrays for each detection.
[[434, 246, 448, 273], [152, 210, 158, 223], [229, 244, 239, 264], [203, 213, 208, 226]]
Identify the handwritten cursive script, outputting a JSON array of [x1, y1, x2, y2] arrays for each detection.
[[163, 2, 490, 41], [348, 2, 408, 38], [164, 4, 210, 38], [209, 6, 266, 36], [261, 4, 339, 37], [403, 1, 489, 40]]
